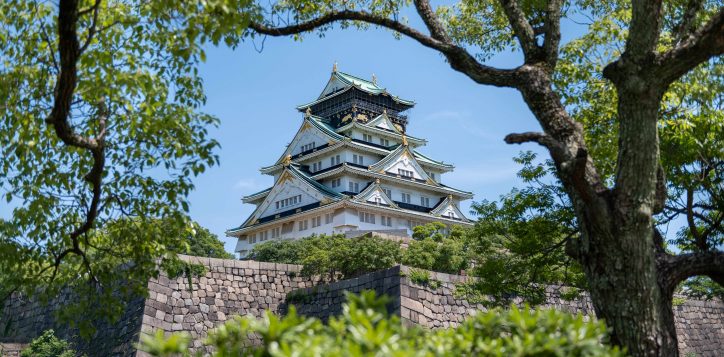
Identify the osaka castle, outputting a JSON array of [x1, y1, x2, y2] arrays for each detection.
[[228, 66, 473, 257]]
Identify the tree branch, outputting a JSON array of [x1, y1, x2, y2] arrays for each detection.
[[504, 131, 565, 161], [249, 10, 450, 51], [497, 0, 540, 60], [625, 0, 665, 62], [248, 10, 521, 87], [655, 7, 724, 85], [673, 0, 705, 43], [79, 0, 101, 54], [46, 0, 107, 260], [543, 0, 563, 68], [413, 0, 451, 42], [658, 251, 724, 293]]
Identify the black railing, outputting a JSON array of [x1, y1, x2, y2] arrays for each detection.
[[258, 202, 321, 224], [393, 201, 433, 213], [292, 143, 330, 160]]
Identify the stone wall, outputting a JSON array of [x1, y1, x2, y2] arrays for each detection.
[[283, 266, 402, 320], [0, 288, 146, 356], [137, 256, 317, 355], [2, 259, 722, 356], [288, 266, 724, 357]]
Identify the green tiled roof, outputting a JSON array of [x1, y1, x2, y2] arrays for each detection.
[[412, 150, 454, 169], [309, 115, 344, 141], [297, 71, 415, 109], [287, 164, 344, 199]]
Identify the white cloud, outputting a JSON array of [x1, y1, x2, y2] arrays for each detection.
[[233, 178, 263, 192]]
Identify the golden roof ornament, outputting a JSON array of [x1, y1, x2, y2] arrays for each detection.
[[448, 194, 453, 200], [401, 133, 408, 146], [375, 178, 380, 184], [382, 108, 387, 116], [333, 62, 338, 72], [305, 107, 312, 118], [352, 103, 357, 113], [372, 73, 377, 85], [282, 154, 292, 167]]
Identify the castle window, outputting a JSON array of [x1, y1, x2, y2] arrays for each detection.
[[271, 227, 280, 239], [300, 142, 316, 152], [398, 169, 414, 178], [381, 216, 392, 227], [420, 197, 430, 208], [277, 194, 302, 210], [348, 182, 359, 193], [330, 155, 341, 166], [382, 188, 392, 198], [401, 193, 411, 203], [298, 220, 309, 231], [325, 213, 333, 224], [353, 154, 364, 165], [331, 178, 341, 188], [312, 216, 322, 228], [380, 138, 389, 146], [363, 133, 373, 142], [359, 212, 375, 224]]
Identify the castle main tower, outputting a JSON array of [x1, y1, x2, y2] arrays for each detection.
[[228, 66, 473, 257]]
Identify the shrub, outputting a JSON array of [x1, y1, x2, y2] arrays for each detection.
[[249, 235, 401, 281], [141, 291, 623, 357], [407, 268, 440, 289], [21, 330, 78, 357]]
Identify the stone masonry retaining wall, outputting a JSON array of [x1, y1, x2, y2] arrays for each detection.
[[2, 258, 722, 356], [288, 266, 724, 357], [0, 289, 145, 356]]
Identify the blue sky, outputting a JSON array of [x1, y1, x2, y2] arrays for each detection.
[[189, 26, 566, 253]]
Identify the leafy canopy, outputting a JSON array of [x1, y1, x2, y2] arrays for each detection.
[[249, 234, 402, 280], [0, 0, 248, 335]]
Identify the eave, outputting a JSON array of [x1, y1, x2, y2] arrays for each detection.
[[312, 163, 474, 199], [336, 121, 427, 147]]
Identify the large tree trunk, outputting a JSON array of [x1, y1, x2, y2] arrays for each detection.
[[515, 68, 681, 356], [582, 226, 679, 356], [578, 90, 679, 356]]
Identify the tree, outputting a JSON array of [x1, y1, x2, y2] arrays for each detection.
[[463, 152, 586, 306], [236, 0, 723, 355], [249, 235, 402, 280], [402, 223, 470, 274], [0, 0, 247, 334], [20, 330, 78, 357]]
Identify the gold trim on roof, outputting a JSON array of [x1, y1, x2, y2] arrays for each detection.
[[282, 155, 292, 167], [305, 107, 312, 117], [333, 62, 338, 72]]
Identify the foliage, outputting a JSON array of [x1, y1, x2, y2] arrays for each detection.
[[404, 223, 470, 275], [141, 290, 623, 357], [401, 236, 469, 274], [552, 1, 724, 301], [681, 276, 724, 301], [20, 330, 78, 357], [463, 152, 586, 306], [0, 0, 251, 335], [407, 268, 441, 289], [248, 235, 401, 281], [250, 226, 470, 278]]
